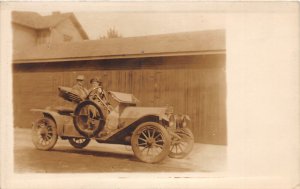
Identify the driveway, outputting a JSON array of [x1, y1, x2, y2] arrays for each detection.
[[14, 128, 226, 173]]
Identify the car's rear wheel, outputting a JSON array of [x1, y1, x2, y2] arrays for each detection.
[[131, 122, 171, 163], [68, 138, 91, 149], [32, 117, 58, 150], [169, 128, 194, 159]]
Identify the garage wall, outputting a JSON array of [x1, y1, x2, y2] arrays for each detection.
[[13, 54, 226, 144]]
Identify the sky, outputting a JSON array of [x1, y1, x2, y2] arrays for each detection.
[[75, 12, 225, 40], [9, 2, 226, 40]]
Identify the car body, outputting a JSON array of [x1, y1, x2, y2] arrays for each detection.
[[31, 86, 194, 163]]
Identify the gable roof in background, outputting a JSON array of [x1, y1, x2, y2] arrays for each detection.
[[12, 11, 89, 40], [13, 29, 225, 64]]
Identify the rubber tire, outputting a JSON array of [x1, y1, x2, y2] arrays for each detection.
[[131, 122, 171, 163], [73, 100, 105, 138], [169, 128, 194, 159], [32, 117, 58, 150], [68, 138, 91, 149]]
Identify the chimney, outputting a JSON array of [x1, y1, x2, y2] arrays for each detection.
[[52, 11, 60, 15]]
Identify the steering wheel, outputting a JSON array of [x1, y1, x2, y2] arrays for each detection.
[[87, 87, 112, 113], [87, 86, 104, 100]]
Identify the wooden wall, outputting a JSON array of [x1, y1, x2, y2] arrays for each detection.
[[13, 54, 227, 144]]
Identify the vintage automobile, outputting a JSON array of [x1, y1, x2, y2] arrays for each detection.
[[31, 86, 194, 163]]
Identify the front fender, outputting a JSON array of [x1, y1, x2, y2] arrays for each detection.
[[30, 109, 65, 135], [159, 114, 170, 122]]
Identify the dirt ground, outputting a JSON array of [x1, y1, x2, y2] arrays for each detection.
[[14, 128, 227, 173]]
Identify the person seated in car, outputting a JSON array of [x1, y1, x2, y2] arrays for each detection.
[[88, 78, 112, 113], [89, 78, 108, 101], [72, 75, 88, 101]]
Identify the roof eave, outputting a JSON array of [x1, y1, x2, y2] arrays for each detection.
[[13, 50, 226, 64]]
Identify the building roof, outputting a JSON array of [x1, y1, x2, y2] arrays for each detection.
[[12, 11, 89, 40], [13, 29, 225, 64]]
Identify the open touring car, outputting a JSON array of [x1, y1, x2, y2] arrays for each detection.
[[31, 86, 194, 163]]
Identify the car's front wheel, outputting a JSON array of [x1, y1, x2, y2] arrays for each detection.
[[32, 117, 58, 150], [131, 122, 171, 163], [68, 138, 91, 149], [169, 128, 194, 159]]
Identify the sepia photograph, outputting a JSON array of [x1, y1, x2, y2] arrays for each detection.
[[12, 5, 226, 173], [0, 1, 299, 189]]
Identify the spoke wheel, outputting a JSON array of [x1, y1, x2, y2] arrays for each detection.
[[73, 100, 105, 138], [169, 128, 194, 159], [68, 138, 91, 149], [32, 117, 58, 150], [131, 122, 171, 163]]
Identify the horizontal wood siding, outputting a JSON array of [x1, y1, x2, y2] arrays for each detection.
[[13, 54, 226, 144]]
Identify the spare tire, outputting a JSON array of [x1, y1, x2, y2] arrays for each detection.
[[73, 100, 105, 138]]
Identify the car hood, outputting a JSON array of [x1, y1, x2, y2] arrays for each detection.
[[120, 107, 168, 119]]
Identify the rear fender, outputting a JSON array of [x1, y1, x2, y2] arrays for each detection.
[[31, 109, 65, 135]]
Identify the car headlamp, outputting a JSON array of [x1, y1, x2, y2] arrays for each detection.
[[168, 115, 175, 128], [169, 121, 175, 127], [182, 115, 190, 127], [182, 119, 187, 127]]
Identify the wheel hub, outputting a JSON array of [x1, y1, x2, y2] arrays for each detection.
[[39, 125, 48, 135], [172, 138, 181, 145], [147, 138, 155, 147]]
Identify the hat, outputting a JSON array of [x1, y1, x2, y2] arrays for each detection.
[[76, 75, 85, 81], [90, 78, 101, 84]]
